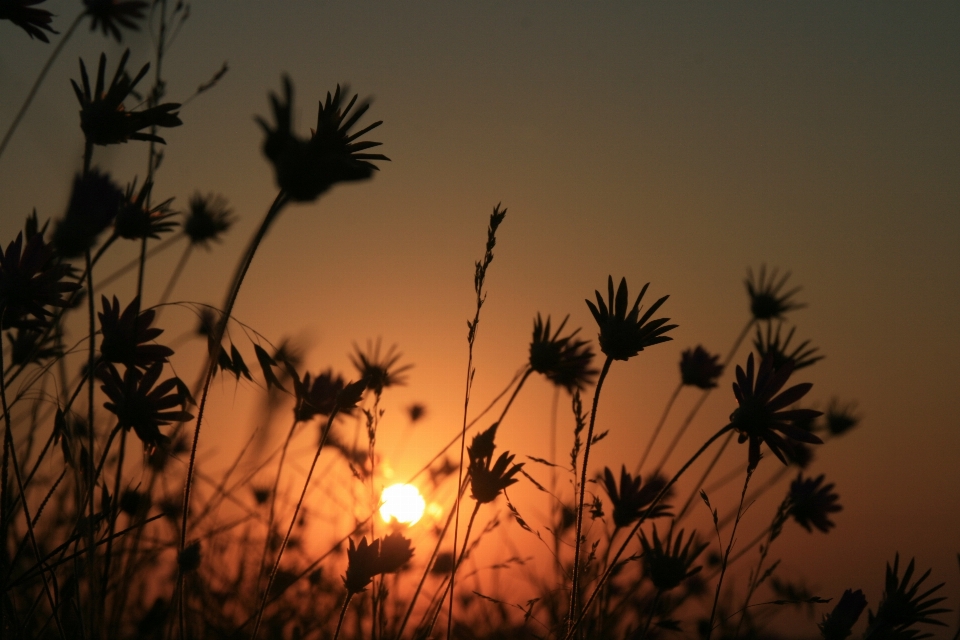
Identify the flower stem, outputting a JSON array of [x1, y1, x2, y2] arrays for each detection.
[[706, 468, 754, 640], [333, 593, 353, 640], [433, 500, 482, 638], [636, 381, 682, 474]]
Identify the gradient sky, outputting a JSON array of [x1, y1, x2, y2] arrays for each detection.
[[2, 1, 959, 634]]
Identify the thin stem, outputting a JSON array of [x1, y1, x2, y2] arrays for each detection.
[[157, 244, 193, 307], [333, 593, 353, 640], [83, 247, 98, 636], [0, 13, 84, 161], [569, 355, 612, 630], [99, 428, 127, 600], [706, 469, 754, 640], [257, 415, 299, 596], [676, 432, 734, 520], [640, 590, 661, 640], [432, 501, 482, 638], [636, 381, 682, 474]]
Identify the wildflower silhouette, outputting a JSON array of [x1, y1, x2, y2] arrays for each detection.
[[729, 352, 823, 471], [528, 313, 597, 392], [183, 192, 234, 248], [470, 451, 523, 504], [640, 527, 708, 591], [53, 170, 124, 258], [349, 339, 411, 395], [98, 296, 173, 369], [83, 0, 147, 42], [745, 265, 805, 321], [343, 536, 381, 595], [0, 0, 57, 41], [72, 49, 182, 146], [257, 77, 390, 201], [0, 232, 80, 329], [680, 345, 723, 389], [865, 554, 950, 638], [754, 321, 823, 371], [294, 369, 348, 421], [586, 276, 676, 361], [789, 473, 841, 533], [378, 531, 415, 573], [98, 361, 193, 450], [601, 466, 670, 528], [5, 327, 61, 366], [819, 589, 867, 640], [114, 179, 178, 240], [826, 399, 861, 436]]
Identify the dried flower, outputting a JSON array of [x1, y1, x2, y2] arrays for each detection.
[[0, 232, 80, 329], [789, 473, 842, 533], [866, 554, 949, 638], [585, 276, 676, 361], [407, 403, 426, 423], [529, 314, 597, 392], [729, 353, 823, 471], [343, 536, 380, 594], [183, 193, 234, 248], [378, 531, 414, 573], [679, 345, 723, 389], [754, 321, 823, 371], [0, 0, 57, 42], [745, 265, 805, 321], [98, 296, 173, 369], [819, 589, 867, 640], [82, 0, 146, 42], [601, 466, 671, 528], [470, 451, 523, 504], [114, 179, 177, 240], [640, 527, 708, 592], [53, 170, 124, 258], [71, 49, 182, 147], [256, 77, 389, 202], [98, 362, 193, 451], [349, 339, 411, 395], [294, 369, 347, 421]]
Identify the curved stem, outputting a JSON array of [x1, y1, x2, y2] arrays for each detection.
[[707, 469, 754, 640], [640, 590, 661, 639], [0, 13, 84, 162], [433, 501, 482, 638], [257, 415, 300, 596], [675, 431, 734, 520], [99, 427, 127, 600], [157, 243, 193, 307], [568, 355, 612, 630], [636, 381, 682, 474]]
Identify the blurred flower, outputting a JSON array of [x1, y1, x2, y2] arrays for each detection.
[[585, 276, 676, 361], [601, 466, 671, 528], [378, 531, 414, 573], [178, 540, 201, 572], [343, 536, 380, 594], [819, 589, 867, 640], [866, 554, 949, 637], [745, 265, 805, 321], [754, 321, 823, 371], [349, 339, 412, 395], [826, 399, 861, 436], [114, 179, 178, 240], [71, 49, 182, 147], [53, 170, 124, 258], [98, 296, 173, 369], [256, 77, 390, 201], [640, 527, 708, 592], [82, 0, 146, 42], [0, 232, 80, 329], [470, 451, 523, 504], [5, 327, 61, 366], [529, 314, 597, 392], [407, 402, 426, 423], [294, 369, 347, 421], [183, 192, 234, 248], [0, 0, 57, 41], [789, 473, 842, 533], [787, 442, 814, 469], [728, 353, 823, 472], [98, 362, 193, 451], [679, 345, 723, 389]]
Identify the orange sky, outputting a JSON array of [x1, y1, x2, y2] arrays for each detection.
[[2, 1, 959, 635]]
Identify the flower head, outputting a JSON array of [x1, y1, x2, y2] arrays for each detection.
[[71, 49, 182, 146], [529, 314, 597, 392], [867, 554, 950, 637], [679, 345, 723, 389], [788, 473, 841, 533], [0, 0, 58, 42], [729, 353, 823, 471], [825, 399, 861, 436], [378, 531, 414, 573], [82, 0, 146, 42], [5, 327, 61, 366], [349, 339, 411, 396], [343, 536, 380, 594], [585, 276, 676, 361], [754, 321, 823, 371], [470, 451, 523, 504], [745, 265, 805, 321], [98, 362, 193, 451], [601, 466, 671, 528], [294, 369, 348, 421], [183, 192, 234, 248], [114, 179, 178, 240], [256, 77, 389, 201], [53, 170, 124, 258], [819, 589, 867, 640], [0, 232, 80, 329], [640, 527, 708, 592], [98, 296, 173, 369]]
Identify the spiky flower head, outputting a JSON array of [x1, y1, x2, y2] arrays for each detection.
[[819, 589, 867, 640], [98, 362, 193, 451], [53, 170, 124, 258], [0, 232, 80, 329], [586, 276, 676, 362], [789, 473, 842, 533], [343, 536, 380, 594], [679, 345, 723, 389], [825, 399, 861, 436], [745, 265, 805, 321], [529, 314, 598, 392], [349, 339, 411, 396], [601, 466, 671, 528], [98, 296, 173, 369], [470, 451, 523, 504], [866, 554, 950, 638], [378, 531, 414, 573], [183, 192, 234, 248], [114, 179, 178, 240], [71, 49, 182, 146], [729, 353, 823, 472], [640, 527, 708, 592], [82, 0, 146, 42], [0, 0, 58, 42], [754, 321, 823, 371], [256, 77, 389, 202], [294, 369, 348, 421]]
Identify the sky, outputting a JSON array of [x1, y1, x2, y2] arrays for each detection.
[[2, 1, 959, 635]]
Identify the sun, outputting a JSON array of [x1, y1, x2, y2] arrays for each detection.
[[379, 484, 426, 525]]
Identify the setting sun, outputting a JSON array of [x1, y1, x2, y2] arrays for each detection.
[[379, 484, 427, 525]]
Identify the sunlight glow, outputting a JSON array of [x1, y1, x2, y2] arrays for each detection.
[[379, 484, 426, 525]]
